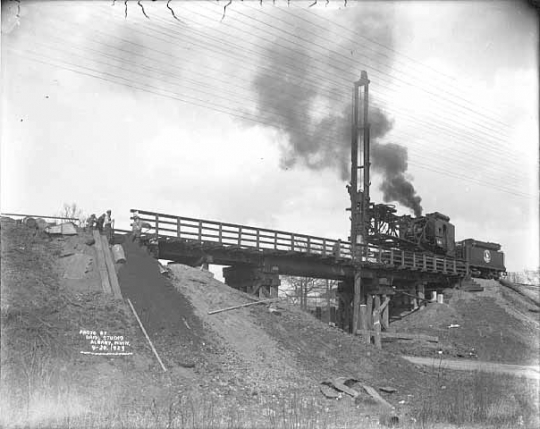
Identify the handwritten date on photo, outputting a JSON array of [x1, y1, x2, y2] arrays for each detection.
[[79, 330, 133, 355]]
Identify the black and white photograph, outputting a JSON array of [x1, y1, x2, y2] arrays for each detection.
[[1, 1, 539, 428]]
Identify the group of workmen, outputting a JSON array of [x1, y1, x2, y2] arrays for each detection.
[[86, 210, 145, 244], [85, 210, 114, 241]]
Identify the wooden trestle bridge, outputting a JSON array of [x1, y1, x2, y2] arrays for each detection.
[[129, 209, 467, 304]]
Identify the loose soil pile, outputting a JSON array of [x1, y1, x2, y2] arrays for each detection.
[[386, 280, 540, 365]]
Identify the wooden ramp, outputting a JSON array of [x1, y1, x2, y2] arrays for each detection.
[[93, 230, 122, 299]]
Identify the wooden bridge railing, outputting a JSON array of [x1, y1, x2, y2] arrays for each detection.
[[131, 209, 467, 275], [133, 209, 352, 258]]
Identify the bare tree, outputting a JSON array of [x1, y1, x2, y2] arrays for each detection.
[[507, 268, 540, 285], [281, 276, 336, 312], [58, 202, 85, 225]]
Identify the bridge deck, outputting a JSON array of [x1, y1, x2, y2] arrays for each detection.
[[132, 209, 467, 278]]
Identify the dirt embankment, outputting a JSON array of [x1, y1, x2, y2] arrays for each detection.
[[3, 219, 538, 428], [117, 237, 430, 419], [386, 279, 540, 365], [0, 220, 160, 426]]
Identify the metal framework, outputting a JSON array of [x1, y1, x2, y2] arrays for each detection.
[[350, 71, 371, 336]]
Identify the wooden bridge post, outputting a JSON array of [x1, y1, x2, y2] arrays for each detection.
[[366, 294, 373, 331], [412, 285, 418, 310], [155, 214, 159, 237], [373, 295, 381, 349], [176, 218, 181, 238], [418, 282, 425, 310], [381, 294, 389, 330]]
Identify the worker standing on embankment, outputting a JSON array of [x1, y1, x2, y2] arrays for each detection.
[[103, 210, 113, 242], [131, 214, 142, 243]]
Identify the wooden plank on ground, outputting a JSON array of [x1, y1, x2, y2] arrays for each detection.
[[101, 235, 123, 299], [356, 330, 439, 342], [93, 230, 112, 295], [360, 384, 395, 410], [208, 298, 279, 315]]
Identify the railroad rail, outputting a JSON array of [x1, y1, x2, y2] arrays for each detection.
[[131, 209, 467, 276]]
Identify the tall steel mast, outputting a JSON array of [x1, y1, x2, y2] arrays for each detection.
[[350, 71, 370, 337]]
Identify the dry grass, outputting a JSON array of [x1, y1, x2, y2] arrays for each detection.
[[414, 356, 539, 429]]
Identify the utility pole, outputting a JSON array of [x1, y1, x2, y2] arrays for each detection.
[[350, 71, 370, 340]]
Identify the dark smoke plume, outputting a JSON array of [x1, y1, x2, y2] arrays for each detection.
[[248, 4, 423, 216], [371, 142, 423, 216]]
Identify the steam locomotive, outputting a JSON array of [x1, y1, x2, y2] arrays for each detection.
[[367, 204, 506, 279]]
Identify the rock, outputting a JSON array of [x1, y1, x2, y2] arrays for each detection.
[[379, 386, 397, 393], [320, 384, 340, 399], [24, 217, 38, 229]]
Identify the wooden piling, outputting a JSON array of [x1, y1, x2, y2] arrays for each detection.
[[373, 295, 381, 349], [381, 294, 389, 330], [418, 283, 425, 310], [366, 294, 373, 330]]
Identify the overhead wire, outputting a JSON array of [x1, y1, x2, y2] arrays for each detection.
[[6, 43, 534, 200], [126, 4, 529, 171], [153, 2, 523, 163], [37, 6, 532, 189], [7, 5, 536, 199], [38, 6, 532, 187], [37, 13, 530, 186], [298, 4, 513, 120], [8, 47, 532, 198], [222, 2, 512, 140]]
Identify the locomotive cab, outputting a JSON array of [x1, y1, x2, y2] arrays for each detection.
[[426, 212, 456, 257]]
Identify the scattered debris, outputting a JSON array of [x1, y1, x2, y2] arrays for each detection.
[[112, 244, 126, 263], [320, 384, 341, 399], [322, 377, 396, 412], [268, 305, 281, 315], [158, 263, 170, 276], [208, 298, 279, 315], [379, 414, 400, 427], [45, 222, 77, 236], [182, 317, 191, 330], [324, 377, 358, 398], [448, 324, 460, 328]]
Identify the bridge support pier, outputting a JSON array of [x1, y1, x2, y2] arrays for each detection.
[[222, 264, 280, 297]]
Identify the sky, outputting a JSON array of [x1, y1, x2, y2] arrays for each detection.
[[1, 0, 538, 272]]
